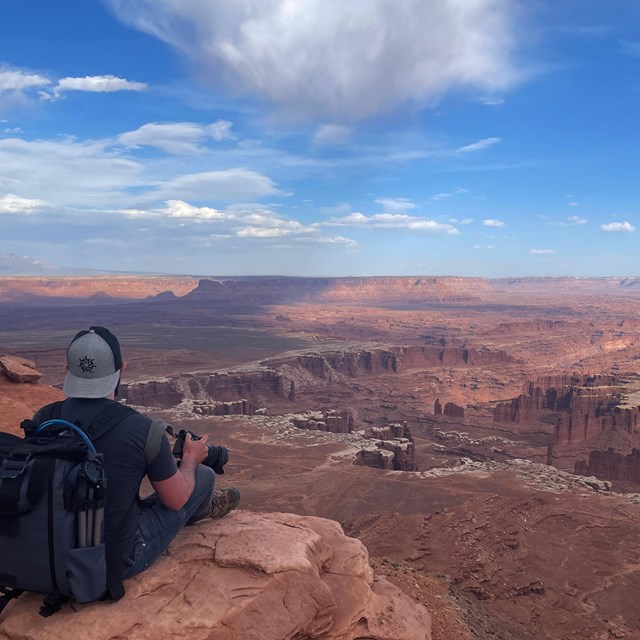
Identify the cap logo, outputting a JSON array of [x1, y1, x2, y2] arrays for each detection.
[[78, 356, 96, 373]]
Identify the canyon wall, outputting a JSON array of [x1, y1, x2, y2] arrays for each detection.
[[491, 373, 640, 486], [493, 374, 619, 424], [123, 345, 514, 413], [184, 276, 491, 305], [0, 276, 198, 301], [121, 369, 292, 411], [575, 448, 640, 485]]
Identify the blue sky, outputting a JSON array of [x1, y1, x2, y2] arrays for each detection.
[[0, 0, 638, 276]]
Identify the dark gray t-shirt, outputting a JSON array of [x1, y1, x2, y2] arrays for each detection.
[[34, 398, 177, 574]]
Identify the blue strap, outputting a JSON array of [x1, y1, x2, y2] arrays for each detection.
[[36, 420, 96, 454]]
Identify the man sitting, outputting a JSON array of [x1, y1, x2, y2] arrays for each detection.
[[32, 326, 240, 594]]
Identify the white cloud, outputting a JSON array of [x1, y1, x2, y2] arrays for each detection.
[[375, 197, 416, 212], [2, 127, 22, 135], [313, 125, 352, 145], [54, 75, 147, 94], [118, 120, 233, 154], [483, 218, 505, 227], [549, 215, 587, 227], [529, 249, 557, 255], [0, 131, 282, 210], [324, 212, 460, 234], [208, 120, 234, 141], [148, 168, 281, 202], [0, 137, 143, 207], [155, 202, 358, 245], [601, 221, 635, 233], [457, 137, 502, 153], [0, 69, 51, 91], [162, 200, 234, 220], [431, 187, 468, 201], [479, 97, 505, 106], [568, 201, 578, 206], [0, 193, 48, 214], [448, 217, 474, 225], [107, 0, 519, 120]]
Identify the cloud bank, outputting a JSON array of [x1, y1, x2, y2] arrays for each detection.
[[323, 211, 460, 234], [107, 0, 519, 120]]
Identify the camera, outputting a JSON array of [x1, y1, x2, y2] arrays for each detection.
[[171, 429, 230, 475]]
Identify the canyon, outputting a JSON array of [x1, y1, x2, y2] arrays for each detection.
[[2, 274, 640, 639]]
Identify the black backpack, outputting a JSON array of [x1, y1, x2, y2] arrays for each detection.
[[0, 402, 165, 617]]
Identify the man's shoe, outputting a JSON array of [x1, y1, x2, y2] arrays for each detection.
[[209, 487, 241, 518]]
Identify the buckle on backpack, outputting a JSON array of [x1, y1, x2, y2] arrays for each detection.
[[0, 453, 32, 479]]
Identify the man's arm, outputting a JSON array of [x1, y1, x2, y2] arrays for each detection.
[[150, 434, 209, 510]]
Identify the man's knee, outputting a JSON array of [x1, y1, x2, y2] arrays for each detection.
[[195, 464, 215, 486], [192, 464, 215, 501]]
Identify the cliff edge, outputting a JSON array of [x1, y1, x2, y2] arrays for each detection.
[[0, 511, 431, 640]]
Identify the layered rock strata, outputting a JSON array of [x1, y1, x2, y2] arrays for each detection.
[[121, 369, 292, 411], [493, 374, 619, 424], [444, 402, 465, 418], [355, 422, 417, 471], [492, 374, 640, 486], [0, 511, 431, 640], [185, 275, 489, 304], [122, 344, 514, 413], [292, 409, 355, 434], [192, 399, 254, 416]]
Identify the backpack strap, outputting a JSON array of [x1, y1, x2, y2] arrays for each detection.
[[38, 402, 64, 423], [39, 593, 70, 618], [23, 401, 65, 435], [83, 404, 138, 443]]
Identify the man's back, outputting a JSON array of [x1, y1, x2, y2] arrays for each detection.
[[34, 398, 177, 575]]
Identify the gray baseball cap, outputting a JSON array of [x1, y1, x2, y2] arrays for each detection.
[[63, 327, 122, 398]]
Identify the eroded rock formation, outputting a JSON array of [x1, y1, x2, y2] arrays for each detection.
[[0, 512, 431, 640], [494, 374, 640, 486], [355, 422, 417, 471], [121, 369, 292, 410], [122, 345, 514, 414], [292, 409, 355, 434], [0, 355, 42, 383], [444, 402, 465, 418], [493, 374, 620, 424], [193, 399, 254, 416], [575, 448, 640, 486]]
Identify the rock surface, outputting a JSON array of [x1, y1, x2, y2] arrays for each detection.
[[0, 355, 42, 383], [0, 511, 431, 640], [0, 366, 63, 436]]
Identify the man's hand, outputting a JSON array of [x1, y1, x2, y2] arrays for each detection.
[[182, 433, 209, 465], [151, 434, 209, 511]]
